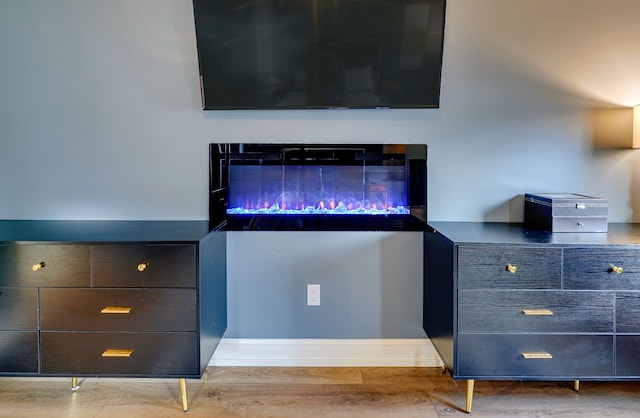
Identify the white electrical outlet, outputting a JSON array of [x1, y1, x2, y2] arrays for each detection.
[[307, 284, 320, 306]]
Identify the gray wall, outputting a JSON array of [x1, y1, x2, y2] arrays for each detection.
[[2, 0, 640, 339], [226, 232, 424, 338]]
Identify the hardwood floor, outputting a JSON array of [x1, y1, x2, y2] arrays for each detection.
[[1, 367, 640, 417]]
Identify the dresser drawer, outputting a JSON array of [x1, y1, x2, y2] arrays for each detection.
[[0, 288, 38, 330], [458, 291, 614, 333], [40, 288, 197, 332], [457, 246, 561, 289], [91, 245, 196, 288], [0, 245, 89, 287], [0, 331, 38, 373], [615, 292, 640, 332], [616, 336, 640, 376], [457, 334, 613, 377], [565, 247, 640, 290], [41, 332, 198, 376]]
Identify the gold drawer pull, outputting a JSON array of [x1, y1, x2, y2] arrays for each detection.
[[609, 264, 623, 274], [100, 306, 133, 314], [102, 349, 134, 358], [522, 352, 553, 359], [137, 261, 149, 272], [522, 309, 554, 316], [32, 261, 46, 272], [506, 264, 517, 273]]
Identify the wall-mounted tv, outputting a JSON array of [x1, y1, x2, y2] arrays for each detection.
[[192, 0, 446, 110]]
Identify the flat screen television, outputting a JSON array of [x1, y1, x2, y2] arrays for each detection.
[[192, 0, 446, 110]]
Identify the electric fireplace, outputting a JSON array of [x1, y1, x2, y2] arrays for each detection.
[[210, 144, 427, 231]]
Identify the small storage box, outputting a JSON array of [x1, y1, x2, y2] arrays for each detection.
[[524, 193, 608, 232]]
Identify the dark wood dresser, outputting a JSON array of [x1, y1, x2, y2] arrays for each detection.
[[424, 222, 640, 412], [0, 220, 226, 411]]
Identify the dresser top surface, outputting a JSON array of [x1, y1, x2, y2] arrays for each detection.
[[0, 220, 214, 243], [428, 222, 640, 246]]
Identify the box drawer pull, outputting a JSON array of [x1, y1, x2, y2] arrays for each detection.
[[137, 261, 149, 272], [32, 261, 46, 272], [506, 264, 517, 273], [609, 264, 623, 274], [522, 309, 554, 316], [100, 306, 133, 314], [102, 348, 134, 358], [521, 352, 553, 359]]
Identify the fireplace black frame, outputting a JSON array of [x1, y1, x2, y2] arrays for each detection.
[[210, 143, 427, 231]]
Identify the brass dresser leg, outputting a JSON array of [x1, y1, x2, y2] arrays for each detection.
[[71, 377, 79, 392], [574, 380, 580, 391], [466, 379, 475, 413], [179, 378, 188, 411]]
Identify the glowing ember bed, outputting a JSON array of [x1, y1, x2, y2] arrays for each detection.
[[210, 144, 427, 231]]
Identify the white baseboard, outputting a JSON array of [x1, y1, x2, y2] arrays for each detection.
[[209, 338, 444, 367]]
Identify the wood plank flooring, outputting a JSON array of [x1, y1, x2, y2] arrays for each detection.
[[1, 367, 640, 417]]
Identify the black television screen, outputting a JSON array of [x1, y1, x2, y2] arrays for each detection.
[[192, 0, 446, 110]]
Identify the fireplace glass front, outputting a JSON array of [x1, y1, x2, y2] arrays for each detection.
[[210, 144, 426, 231]]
